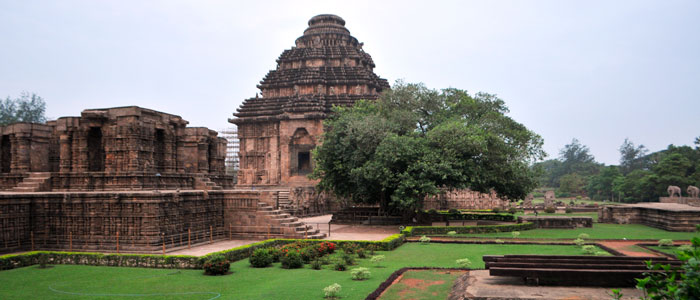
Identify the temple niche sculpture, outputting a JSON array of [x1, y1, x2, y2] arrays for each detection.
[[230, 14, 389, 215]]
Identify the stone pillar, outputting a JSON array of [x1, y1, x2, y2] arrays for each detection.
[[197, 140, 209, 173], [13, 133, 31, 173], [59, 134, 72, 173]]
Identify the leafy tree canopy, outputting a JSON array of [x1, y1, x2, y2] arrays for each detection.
[[312, 81, 545, 213], [0, 92, 47, 126], [618, 138, 649, 175]]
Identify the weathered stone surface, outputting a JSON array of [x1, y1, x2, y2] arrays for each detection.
[[517, 215, 593, 228], [424, 188, 509, 210], [599, 202, 700, 232]]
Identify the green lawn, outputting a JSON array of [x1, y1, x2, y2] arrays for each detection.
[[0, 243, 602, 300], [449, 224, 700, 240]]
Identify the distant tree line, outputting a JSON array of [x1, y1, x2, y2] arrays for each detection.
[[533, 137, 700, 202], [0, 92, 47, 126]]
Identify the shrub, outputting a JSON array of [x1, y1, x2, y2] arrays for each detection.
[[447, 231, 457, 236], [419, 235, 431, 244], [38, 253, 49, 269], [637, 237, 700, 299], [311, 259, 322, 270], [582, 245, 596, 255], [427, 209, 438, 215], [495, 239, 504, 244], [595, 251, 608, 256], [678, 244, 693, 253], [324, 283, 341, 298], [565, 207, 573, 214], [577, 233, 590, 240], [574, 238, 585, 247], [318, 242, 336, 255], [456, 258, 472, 268], [203, 255, 230, 275], [249, 248, 273, 268], [342, 243, 358, 254], [508, 207, 517, 214], [544, 206, 555, 213], [370, 255, 385, 266], [356, 248, 367, 259], [281, 251, 303, 269], [342, 253, 355, 265], [696, 224, 700, 232], [320, 256, 331, 265], [299, 247, 316, 263], [511, 231, 520, 239], [658, 239, 674, 248], [267, 247, 282, 263], [448, 208, 460, 214], [491, 207, 501, 213], [334, 261, 347, 271], [350, 267, 371, 280]]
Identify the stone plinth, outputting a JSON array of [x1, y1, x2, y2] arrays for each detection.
[[599, 202, 700, 232], [517, 215, 593, 229], [659, 197, 700, 207]]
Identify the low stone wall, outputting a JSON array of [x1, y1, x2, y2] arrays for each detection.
[[424, 188, 508, 210], [599, 203, 700, 232], [48, 172, 196, 191], [517, 216, 593, 229]]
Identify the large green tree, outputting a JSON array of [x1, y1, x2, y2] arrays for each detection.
[[0, 92, 47, 125], [312, 81, 545, 214], [618, 138, 649, 175]]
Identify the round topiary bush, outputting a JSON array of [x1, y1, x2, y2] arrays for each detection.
[[544, 206, 556, 213], [203, 255, 230, 275], [250, 248, 273, 268], [281, 251, 304, 269]]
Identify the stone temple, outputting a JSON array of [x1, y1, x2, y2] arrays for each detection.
[[230, 14, 389, 215]]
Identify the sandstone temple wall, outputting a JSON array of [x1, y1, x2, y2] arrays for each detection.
[[423, 188, 510, 210]]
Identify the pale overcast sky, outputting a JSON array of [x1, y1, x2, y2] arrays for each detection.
[[1, 0, 698, 165]]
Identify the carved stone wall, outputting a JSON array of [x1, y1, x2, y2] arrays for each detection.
[[599, 203, 700, 232], [424, 189, 509, 210]]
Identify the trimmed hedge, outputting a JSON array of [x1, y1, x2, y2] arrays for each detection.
[[0, 234, 407, 271], [421, 211, 516, 223], [401, 222, 535, 236]]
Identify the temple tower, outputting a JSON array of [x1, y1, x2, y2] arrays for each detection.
[[231, 14, 389, 188]]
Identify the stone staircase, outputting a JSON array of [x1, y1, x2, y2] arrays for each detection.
[[194, 176, 222, 190], [276, 190, 297, 214], [12, 172, 51, 192], [258, 202, 326, 239]]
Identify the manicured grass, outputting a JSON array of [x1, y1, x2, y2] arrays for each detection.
[[0, 243, 601, 300], [378, 269, 465, 300], [450, 224, 700, 240], [646, 245, 688, 256]]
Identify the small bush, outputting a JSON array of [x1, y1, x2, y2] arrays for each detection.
[[320, 256, 331, 265], [342, 243, 358, 254], [448, 208, 460, 214], [574, 238, 585, 247], [677, 244, 693, 253], [508, 207, 517, 214], [544, 206, 556, 213], [491, 207, 501, 213], [658, 239, 674, 248], [456, 258, 472, 268], [342, 254, 355, 265], [323, 283, 341, 298], [447, 231, 457, 236], [281, 251, 304, 269], [565, 207, 573, 214], [311, 259, 322, 270], [419, 235, 431, 244], [299, 247, 316, 264], [249, 248, 273, 268], [370, 255, 385, 266], [203, 255, 230, 275], [427, 209, 438, 215], [350, 267, 371, 280], [38, 253, 50, 269], [334, 261, 347, 271], [577, 233, 590, 240], [495, 239, 504, 244], [582, 245, 596, 255], [268, 247, 282, 263], [511, 231, 520, 239], [357, 248, 367, 259], [595, 251, 609, 256]]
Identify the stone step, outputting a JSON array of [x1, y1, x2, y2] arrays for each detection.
[[11, 187, 36, 192], [23, 178, 48, 183], [29, 172, 50, 176], [16, 182, 40, 187], [281, 221, 303, 227]]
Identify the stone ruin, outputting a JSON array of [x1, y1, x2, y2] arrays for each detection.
[[543, 190, 556, 207], [424, 188, 509, 211], [229, 14, 389, 216], [0, 106, 324, 254]]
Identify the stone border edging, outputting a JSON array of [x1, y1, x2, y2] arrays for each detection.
[[364, 267, 469, 300]]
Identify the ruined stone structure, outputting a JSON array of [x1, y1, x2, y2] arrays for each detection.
[[230, 14, 389, 215], [599, 202, 700, 232], [424, 189, 509, 210], [0, 106, 324, 254]]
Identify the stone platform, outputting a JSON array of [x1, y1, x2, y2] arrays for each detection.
[[517, 215, 593, 228], [599, 202, 700, 232], [454, 270, 643, 300]]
